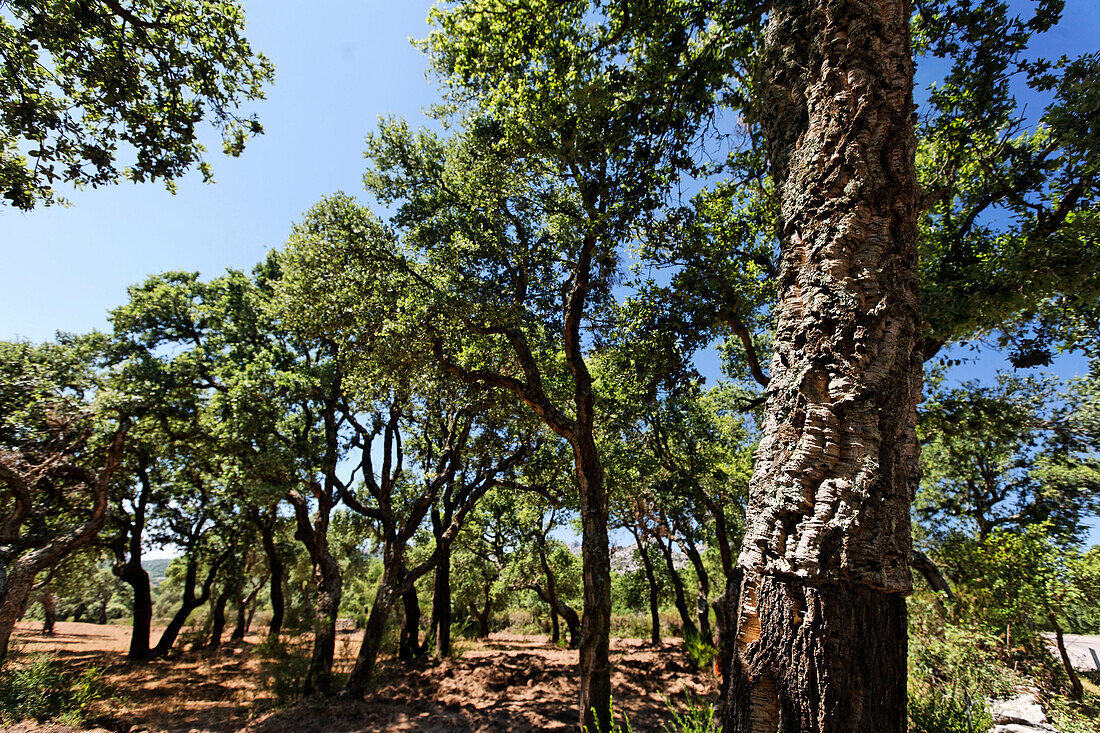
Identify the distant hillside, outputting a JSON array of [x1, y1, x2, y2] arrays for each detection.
[[141, 557, 173, 586]]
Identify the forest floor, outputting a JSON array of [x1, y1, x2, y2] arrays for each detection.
[[8, 621, 717, 732]]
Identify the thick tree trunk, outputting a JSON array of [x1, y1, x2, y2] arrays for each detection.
[[431, 548, 452, 658], [656, 533, 697, 642], [118, 561, 153, 660], [724, 0, 920, 729], [550, 605, 561, 644]]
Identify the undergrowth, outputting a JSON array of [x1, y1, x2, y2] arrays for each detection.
[[0, 653, 107, 724]]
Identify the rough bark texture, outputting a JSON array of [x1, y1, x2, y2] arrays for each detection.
[[345, 566, 398, 697], [574, 432, 612, 733], [724, 0, 921, 730]]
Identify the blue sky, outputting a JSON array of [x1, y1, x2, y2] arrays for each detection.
[[1, 1, 1096, 545]]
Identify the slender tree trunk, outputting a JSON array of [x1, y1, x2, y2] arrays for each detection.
[[153, 555, 222, 658], [399, 586, 424, 660], [681, 534, 713, 646], [525, 581, 581, 649], [231, 579, 262, 641], [715, 568, 742, 719], [477, 583, 491, 639], [573, 432, 612, 733], [259, 522, 285, 641], [304, 555, 343, 695], [41, 591, 57, 634], [431, 547, 452, 658], [550, 604, 561, 644], [345, 573, 398, 696], [724, 0, 920, 729], [656, 533, 697, 641], [637, 541, 662, 646], [208, 584, 231, 650], [1050, 612, 1084, 700]]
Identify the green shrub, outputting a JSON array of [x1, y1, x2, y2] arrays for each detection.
[[0, 654, 106, 724], [682, 633, 716, 672], [663, 695, 719, 733], [257, 637, 311, 704], [908, 685, 993, 733]]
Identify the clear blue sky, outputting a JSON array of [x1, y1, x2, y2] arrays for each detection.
[[1, 1, 1096, 545]]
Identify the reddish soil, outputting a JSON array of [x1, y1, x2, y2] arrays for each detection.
[[8, 622, 717, 732]]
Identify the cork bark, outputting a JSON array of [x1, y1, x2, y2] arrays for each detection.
[[725, 0, 921, 730]]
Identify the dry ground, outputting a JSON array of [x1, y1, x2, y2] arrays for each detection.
[[7, 621, 716, 732]]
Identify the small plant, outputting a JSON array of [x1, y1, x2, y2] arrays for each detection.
[[256, 637, 311, 704], [682, 632, 717, 672], [584, 696, 632, 733], [908, 685, 993, 733], [663, 695, 719, 733], [0, 654, 107, 724]]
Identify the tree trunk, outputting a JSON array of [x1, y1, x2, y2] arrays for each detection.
[[524, 581, 581, 649], [573, 432, 612, 733], [724, 0, 920, 729], [399, 586, 424, 660], [656, 533, 697, 642], [41, 591, 57, 634], [537, 543, 578, 648], [153, 555, 222, 658], [345, 575, 398, 696], [118, 560, 154, 660], [262, 529, 285, 641], [715, 569, 742, 719], [910, 549, 955, 600], [1050, 612, 1084, 701], [431, 547, 452, 658], [550, 604, 561, 644], [208, 584, 231, 650], [304, 555, 342, 695], [231, 579, 262, 641], [476, 584, 491, 639], [681, 533, 713, 646], [638, 541, 662, 646]]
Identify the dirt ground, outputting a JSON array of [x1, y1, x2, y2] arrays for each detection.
[[8, 621, 717, 732]]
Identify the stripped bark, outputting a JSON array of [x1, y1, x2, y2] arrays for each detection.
[[724, 0, 921, 729]]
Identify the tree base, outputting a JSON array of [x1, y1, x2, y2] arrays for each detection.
[[723, 574, 907, 733]]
